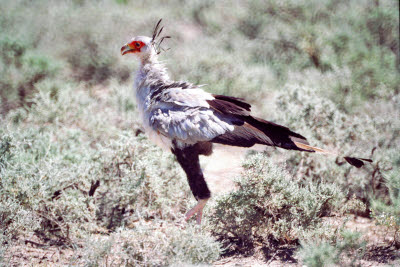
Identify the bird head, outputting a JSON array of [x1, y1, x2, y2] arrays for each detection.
[[120, 36, 153, 56], [121, 19, 170, 61]]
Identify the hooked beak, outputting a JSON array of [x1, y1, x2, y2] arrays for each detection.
[[121, 44, 134, 55]]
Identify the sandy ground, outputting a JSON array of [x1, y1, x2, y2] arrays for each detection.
[[201, 144, 246, 194], [201, 144, 265, 195]]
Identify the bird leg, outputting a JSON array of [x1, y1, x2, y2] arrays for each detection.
[[185, 198, 209, 224], [172, 143, 212, 225]]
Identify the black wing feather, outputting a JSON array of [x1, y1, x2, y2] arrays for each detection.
[[208, 94, 371, 167], [207, 95, 310, 151]]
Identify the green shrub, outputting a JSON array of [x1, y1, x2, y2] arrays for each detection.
[[298, 242, 339, 267], [371, 162, 400, 248], [75, 223, 221, 266], [0, 78, 224, 264], [298, 230, 366, 267], [273, 86, 396, 207], [0, 135, 13, 168], [65, 31, 116, 83], [94, 132, 192, 230], [0, 35, 59, 114], [209, 153, 344, 248], [0, 83, 191, 246]]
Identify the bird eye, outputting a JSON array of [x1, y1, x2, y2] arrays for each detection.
[[135, 42, 141, 48]]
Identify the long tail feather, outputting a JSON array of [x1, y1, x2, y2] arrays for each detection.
[[293, 141, 335, 154], [207, 95, 372, 168], [294, 141, 372, 168], [344, 157, 373, 168]]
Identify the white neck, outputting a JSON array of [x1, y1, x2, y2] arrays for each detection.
[[134, 52, 170, 90]]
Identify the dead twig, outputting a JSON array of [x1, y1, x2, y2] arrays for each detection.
[[52, 183, 80, 200], [88, 180, 100, 196], [25, 239, 47, 248]]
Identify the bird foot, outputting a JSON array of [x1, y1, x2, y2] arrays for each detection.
[[185, 198, 209, 224]]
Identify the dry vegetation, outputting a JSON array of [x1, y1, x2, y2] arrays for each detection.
[[0, 0, 399, 266]]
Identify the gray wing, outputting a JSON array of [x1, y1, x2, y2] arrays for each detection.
[[147, 87, 315, 152], [148, 88, 235, 144]]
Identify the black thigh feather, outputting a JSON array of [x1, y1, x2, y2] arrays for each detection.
[[171, 142, 211, 200]]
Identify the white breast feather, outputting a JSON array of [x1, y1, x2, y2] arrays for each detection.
[[134, 63, 234, 149]]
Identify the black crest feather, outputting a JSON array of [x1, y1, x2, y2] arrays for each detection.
[[151, 19, 171, 54]]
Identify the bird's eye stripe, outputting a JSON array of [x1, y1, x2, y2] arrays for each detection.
[[128, 41, 145, 50]]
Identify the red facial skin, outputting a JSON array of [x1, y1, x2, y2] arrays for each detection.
[[121, 41, 146, 55]]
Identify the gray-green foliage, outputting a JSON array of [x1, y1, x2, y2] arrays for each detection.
[[298, 230, 366, 267], [209, 153, 345, 246], [95, 132, 191, 229], [371, 154, 400, 247], [0, 82, 220, 264], [0, 35, 59, 114], [180, 0, 399, 106], [273, 86, 397, 207], [75, 223, 221, 266], [298, 242, 339, 267]]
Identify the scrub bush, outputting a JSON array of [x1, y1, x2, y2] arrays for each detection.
[[65, 31, 117, 84], [209, 153, 345, 248], [274, 86, 397, 208], [0, 35, 59, 114], [76, 224, 221, 266], [371, 157, 400, 248], [298, 230, 366, 267], [0, 83, 216, 264]]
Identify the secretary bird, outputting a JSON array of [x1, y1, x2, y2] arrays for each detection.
[[121, 20, 371, 224]]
